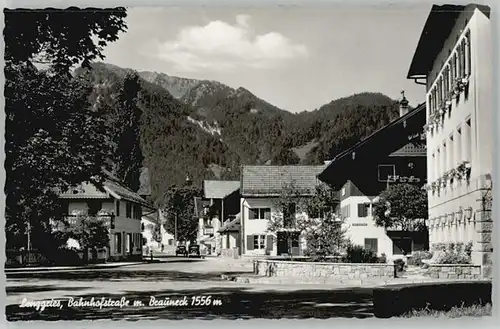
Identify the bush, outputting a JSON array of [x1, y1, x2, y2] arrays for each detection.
[[394, 258, 406, 272], [412, 251, 433, 266], [432, 242, 472, 265], [343, 244, 378, 263]]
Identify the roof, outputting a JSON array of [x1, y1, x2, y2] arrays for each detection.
[[318, 103, 426, 185], [60, 170, 155, 210], [407, 4, 491, 79], [203, 180, 240, 199], [219, 214, 241, 233], [241, 165, 326, 197]]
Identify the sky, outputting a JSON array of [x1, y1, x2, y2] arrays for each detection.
[[102, 4, 432, 113]]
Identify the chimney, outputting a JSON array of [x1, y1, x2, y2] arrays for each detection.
[[399, 90, 409, 117]]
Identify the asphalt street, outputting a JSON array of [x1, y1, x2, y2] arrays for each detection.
[[5, 257, 375, 320]]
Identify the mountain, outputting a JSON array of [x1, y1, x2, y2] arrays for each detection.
[[78, 62, 402, 204]]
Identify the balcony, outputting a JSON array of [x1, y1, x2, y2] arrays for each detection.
[[203, 227, 214, 235]]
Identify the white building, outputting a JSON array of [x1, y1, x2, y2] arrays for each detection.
[[240, 165, 326, 257], [141, 209, 175, 254], [59, 171, 155, 261], [407, 4, 492, 277]]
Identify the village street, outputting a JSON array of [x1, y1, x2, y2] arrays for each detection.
[[5, 257, 374, 320]]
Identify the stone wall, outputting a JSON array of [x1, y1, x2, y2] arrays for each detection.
[[253, 259, 395, 280], [425, 264, 482, 280]]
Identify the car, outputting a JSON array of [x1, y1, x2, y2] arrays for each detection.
[[175, 245, 187, 257], [188, 244, 203, 258]]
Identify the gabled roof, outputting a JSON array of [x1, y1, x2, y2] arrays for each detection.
[[318, 103, 426, 185], [203, 180, 240, 199], [241, 165, 326, 197], [219, 213, 241, 233], [60, 170, 155, 210], [407, 4, 491, 79]]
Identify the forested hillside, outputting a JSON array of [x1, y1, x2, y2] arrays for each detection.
[[79, 63, 404, 204]]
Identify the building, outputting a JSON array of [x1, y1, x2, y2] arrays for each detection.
[[407, 4, 492, 277], [195, 180, 240, 255], [318, 100, 428, 260], [240, 165, 326, 257], [141, 210, 175, 254], [59, 171, 156, 261], [218, 213, 241, 258]]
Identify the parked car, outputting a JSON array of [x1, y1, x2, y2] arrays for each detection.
[[188, 244, 204, 258], [175, 245, 187, 257]]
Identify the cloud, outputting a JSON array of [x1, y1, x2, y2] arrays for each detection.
[[154, 15, 309, 72]]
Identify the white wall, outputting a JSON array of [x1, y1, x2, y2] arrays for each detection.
[[241, 197, 307, 256], [340, 196, 395, 258], [425, 9, 492, 251]]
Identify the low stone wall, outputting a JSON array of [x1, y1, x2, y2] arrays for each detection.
[[254, 259, 395, 280], [220, 248, 240, 258], [425, 264, 481, 279]]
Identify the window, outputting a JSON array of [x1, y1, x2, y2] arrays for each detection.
[[168, 239, 174, 246], [460, 40, 466, 78], [126, 233, 132, 253], [466, 30, 471, 76], [126, 202, 132, 218], [114, 233, 122, 254], [253, 235, 266, 249], [449, 135, 454, 172], [456, 128, 462, 166], [115, 200, 120, 217], [464, 119, 472, 162], [249, 208, 271, 220], [133, 205, 142, 219], [341, 187, 346, 197], [364, 238, 378, 254], [442, 141, 447, 173], [357, 203, 370, 218]]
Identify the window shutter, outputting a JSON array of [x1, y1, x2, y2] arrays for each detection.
[[357, 204, 364, 217], [246, 235, 254, 251], [266, 235, 273, 251]]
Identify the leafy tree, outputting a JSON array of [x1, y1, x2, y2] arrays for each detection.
[[67, 216, 110, 262], [267, 182, 344, 259], [113, 72, 144, 191], [372, 183, 428, 232], [4, 7, 127, 75], [163, 185, 202, 243], [3, 8, 128, 251]]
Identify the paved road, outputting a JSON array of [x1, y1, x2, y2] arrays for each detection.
[[5, 258, 374, 320]]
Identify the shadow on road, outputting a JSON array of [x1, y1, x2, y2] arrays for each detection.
[[6, 269, 251, 282], [6, 286, 374, 320]]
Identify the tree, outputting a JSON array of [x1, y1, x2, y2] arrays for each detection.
[[3, 8, 128, 251], [163, 185, 202, 243], [301, 185, 348, 260], [267, 182, 344, 259], [113, 72, 144, 191], [372, 183, 428, 231], [67, 216, 110, 262], [4, 8, 127, 75]]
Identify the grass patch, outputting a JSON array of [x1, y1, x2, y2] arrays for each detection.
[[400, 303, 492, 318]]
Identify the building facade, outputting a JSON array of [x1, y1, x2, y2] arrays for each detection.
[[59, 173, 155, 261], [240, 165, 326, 257], [407, 4, 492, 277], [141, 210, 175, 255], [318, 102, 428, 259], [195, 180, 240, 255]]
